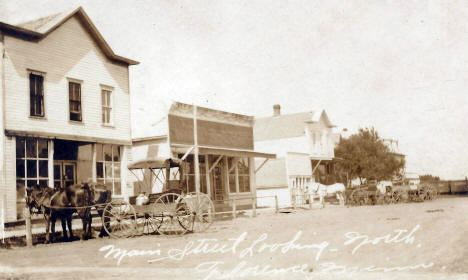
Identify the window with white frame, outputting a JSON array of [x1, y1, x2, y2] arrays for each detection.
[[101, 87, 113, 125], [228, 157, 250, 193], [96, 144, 121, 195], [29, 72, 45, 117], [16, 137, 49, 219], [182, 158, 207, 194], [237, 158, 250, 192], [69, 81, 82, 122]]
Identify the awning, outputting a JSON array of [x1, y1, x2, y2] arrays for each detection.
[[171, 144, 276, 159], [310, 156, 334, 161], [5, 129, 132, 145], [128, 157, 182, 170]]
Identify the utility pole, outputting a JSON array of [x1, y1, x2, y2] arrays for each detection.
[[193, 105, 200, 193]]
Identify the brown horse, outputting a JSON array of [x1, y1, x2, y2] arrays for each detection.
[[26, 186, 75, 243], [65, 183, 94, 240], [86, 183, 112, 237]]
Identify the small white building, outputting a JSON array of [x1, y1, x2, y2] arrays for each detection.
[[404, 172, 420, 186], [253, 105, 339, 207], [0, 7, 138, 221]]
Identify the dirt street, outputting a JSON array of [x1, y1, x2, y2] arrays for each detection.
[[0, 196, 467, 280]]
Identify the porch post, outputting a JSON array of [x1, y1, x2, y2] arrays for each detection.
[[205, 155, 211, 197], [121, 145, 128, 201], [223, 156, 229, 201], [48, 140, 54, 188], [91, 143, 97, 183], [235, 160, 239, 193], [249, 157, 256, 198], [193, 105, 200, 193]]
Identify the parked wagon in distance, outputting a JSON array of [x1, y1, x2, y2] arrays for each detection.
[[345, 179, 438, 207]]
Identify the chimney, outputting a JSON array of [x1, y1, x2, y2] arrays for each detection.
[[273, 104, 281, 116]]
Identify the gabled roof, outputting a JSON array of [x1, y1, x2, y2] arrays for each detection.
[[0, 7, 139, 65], [254, 110, 335, 141]]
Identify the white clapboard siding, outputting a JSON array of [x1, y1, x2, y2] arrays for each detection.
[[3, 15, 131, 143], [4, 137, 17, 221]]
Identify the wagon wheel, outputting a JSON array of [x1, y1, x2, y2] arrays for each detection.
[[359, 191, 369, 205], [430, 186, 439, 200], [135, 212, 160, 235], [374, 190, 385, 205], [390, 190, 400, 203], [186, 192, 215, 233], [427, 185, 438, 200], [358, 191, 367, 205], [350, 190, 359, 206], [383, 190, 394, 204], [102, 200, 137, 238], [409, 190, 418, 201], [425, 188, 433, 200], [152, 193, 190, 236], [364, 192, 372, 205], [346, 190, 357, 206], [398, 189, 409, 203], [417, 188, 427, 202], [420, 185, 430, 200]]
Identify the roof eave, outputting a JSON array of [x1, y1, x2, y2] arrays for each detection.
[[1, 6, 139, 66], [112, 55, 140, 65], [0, 22, 42, 39]]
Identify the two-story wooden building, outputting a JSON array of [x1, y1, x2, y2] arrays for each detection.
[[0, 7, 138, 221], [254, 105, 339, 207]]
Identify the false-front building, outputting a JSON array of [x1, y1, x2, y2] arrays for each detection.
[[131, 102, 275, 211], [0, 7, 138, 221]]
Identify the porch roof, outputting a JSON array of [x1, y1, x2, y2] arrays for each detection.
[[171, 144, 276, 159], [127, 157, 182, 170], [310, 155, 334, 161]]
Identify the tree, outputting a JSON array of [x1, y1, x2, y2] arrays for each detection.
[[334, 127, 405, 186]]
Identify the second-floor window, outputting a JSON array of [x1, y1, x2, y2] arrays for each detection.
[[29, 73, 44, 117], [69, 82, 82, 122], [101, 89, 112, 125]]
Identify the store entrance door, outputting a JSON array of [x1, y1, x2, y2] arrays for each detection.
[[54, 162, 76, 189], [212, 165, 224, 202]]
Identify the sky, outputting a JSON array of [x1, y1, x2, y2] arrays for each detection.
[[1, 0, 467, 179]]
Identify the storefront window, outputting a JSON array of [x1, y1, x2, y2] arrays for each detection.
[[16, 137, 49, 219], [96, 144, 121, 195], [228, 157, 250, 193], [229, 158, 236, 193], [182, 160, 206, 194], [238, 158, 250, 193]]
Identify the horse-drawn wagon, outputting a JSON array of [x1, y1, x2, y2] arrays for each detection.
[[346, 180, 439, 206], [25, 156, 215, 243], [101, 157, 215, 238], [346, 181, 393, 206]]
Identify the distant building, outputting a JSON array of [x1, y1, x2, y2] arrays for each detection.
[[253, 105, 339, 207], [383, 138, 406, 182], [404, 172, 420, 186]]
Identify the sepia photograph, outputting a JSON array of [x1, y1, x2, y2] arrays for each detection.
[[0, 0, 467, 279]]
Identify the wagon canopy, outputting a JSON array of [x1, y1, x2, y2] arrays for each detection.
[[127, 157, 182, 170]]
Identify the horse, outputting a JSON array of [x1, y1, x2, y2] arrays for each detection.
[[64, 183, 96, 240], [25, 185, 75, 243], [307, 182, 346, 208], [86, 182, 112, 237]]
